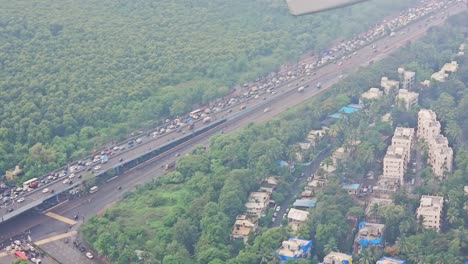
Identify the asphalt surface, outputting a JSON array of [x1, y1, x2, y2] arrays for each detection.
[[0, 2, 466, 263]]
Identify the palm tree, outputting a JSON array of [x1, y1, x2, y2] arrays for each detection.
[[358, 249, 375, 264]]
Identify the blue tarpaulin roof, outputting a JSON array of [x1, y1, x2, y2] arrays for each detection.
[[343, 183, 360, 190], [293, 199, 317, 208], [340, 106, 359, 114]]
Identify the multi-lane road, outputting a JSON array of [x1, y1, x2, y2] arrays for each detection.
[[0, 1, 466, 262]]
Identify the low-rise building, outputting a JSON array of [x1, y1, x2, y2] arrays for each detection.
[[464, 186, 468, 194], [416, 195, 444, 231], [396, 89, 419, 110], [360, 88, 383, 104], [307, 129, 327, 144], [440, 61, 459, 74], [431, 71, 449, 82], [293, 199, 316, 209], [398, 68, 416, 90], [230, 215, 257, 243], [277, 238, 312, 263], [383, 146, 407, 185], [374, 177, 400, 197], [381, 113, 392, 124], [287, 208, 310, 231], [377, 256, 406, 264], [417, 109, 441, 141], [343, 184, 360, 195], [323, 252, 353, 264], [354, 222, 385, 253], [245, 192, 270, 218], [392, 127, 414, 161], [421, 80, 431, 87], [307, 179, 327, 190], [381, 77, 400, 95], [428, 135, 453, 177]]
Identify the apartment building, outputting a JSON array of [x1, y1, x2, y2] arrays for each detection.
[[245, 192, 270, 218], [416, 195, 444, 231], [398, 68, 416, 90], [431, 61, 459, 82], [428, 135, 453, 177], [392, 127, 414, 161], [383, 145, 407, 185], [417, 109, 441, 141], [396, 89, 419, 110], [381, 77, 400, 95], [360, 87, 383, 104], [323, 252, 353, 264]]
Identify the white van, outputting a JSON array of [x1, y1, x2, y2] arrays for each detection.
[[89, 186, 98, 194]]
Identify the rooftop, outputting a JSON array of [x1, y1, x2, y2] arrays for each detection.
[[393, 127, 414, 139], [293, 199, 317, 208], [277, 237, 312, 260], [343, 183, 360, 191], [420, 195, 443, 208], [288, 208, 310, 222], [385, 145, 406, 159], [356, 222, 385, 246], [323, 252, 353, 264], [377, 256, 406, 264]]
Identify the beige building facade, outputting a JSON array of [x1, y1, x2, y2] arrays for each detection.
[[417, 109, 453, 177], [396, 89, 419, 110], [416, 195, 444, 231]]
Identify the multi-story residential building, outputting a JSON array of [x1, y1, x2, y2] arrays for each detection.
[[245, 192, 270, 218], [323, 252, 353, 264], [417, 109, 453, 177], [398, 68, 416, 90], [287, 208, 310, 231], [360, 88, 383, 104], [376, 256, 406, 264], [396, 89, 419, 110], [416, 195, 444, 231], [383, 145, 407, 185], [417, 109, 441, 141], [230, 215, 257, 243], [392, 127, 414, 161], [381, 77, 400, 95], [277, 238, 312, 263], [428, 135, 453, 177]]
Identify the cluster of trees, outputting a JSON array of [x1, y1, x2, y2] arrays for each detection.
[[82, 8, 468, 264], [0, 0, 417, 179]]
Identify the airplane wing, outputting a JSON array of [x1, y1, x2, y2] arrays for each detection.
[[286, 0, 370, 15]]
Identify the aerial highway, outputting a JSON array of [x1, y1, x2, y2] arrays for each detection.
[[0, 0, 464, 227]]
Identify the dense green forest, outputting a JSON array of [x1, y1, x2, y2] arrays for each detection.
[[81, 12, 468, 264], [0, 0, 417, 178]]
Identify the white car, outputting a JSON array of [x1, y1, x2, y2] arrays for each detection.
[[339, 75, 343, 79], [42, 188, 49, 193], [94, 165, 101, 171], [17, 197, 25, 203], [86, 252, 94, 259], [63, 179, 70, 184], [263, 108, 270, 113], [68, 174, 75, 179], [275, 206, 281, 212]]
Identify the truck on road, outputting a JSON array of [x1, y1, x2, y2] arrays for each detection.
[[202, 117, 212, 124]]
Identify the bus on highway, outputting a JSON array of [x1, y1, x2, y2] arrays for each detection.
[[189, 109, 202, 119], [23, 178, 39, 189]]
